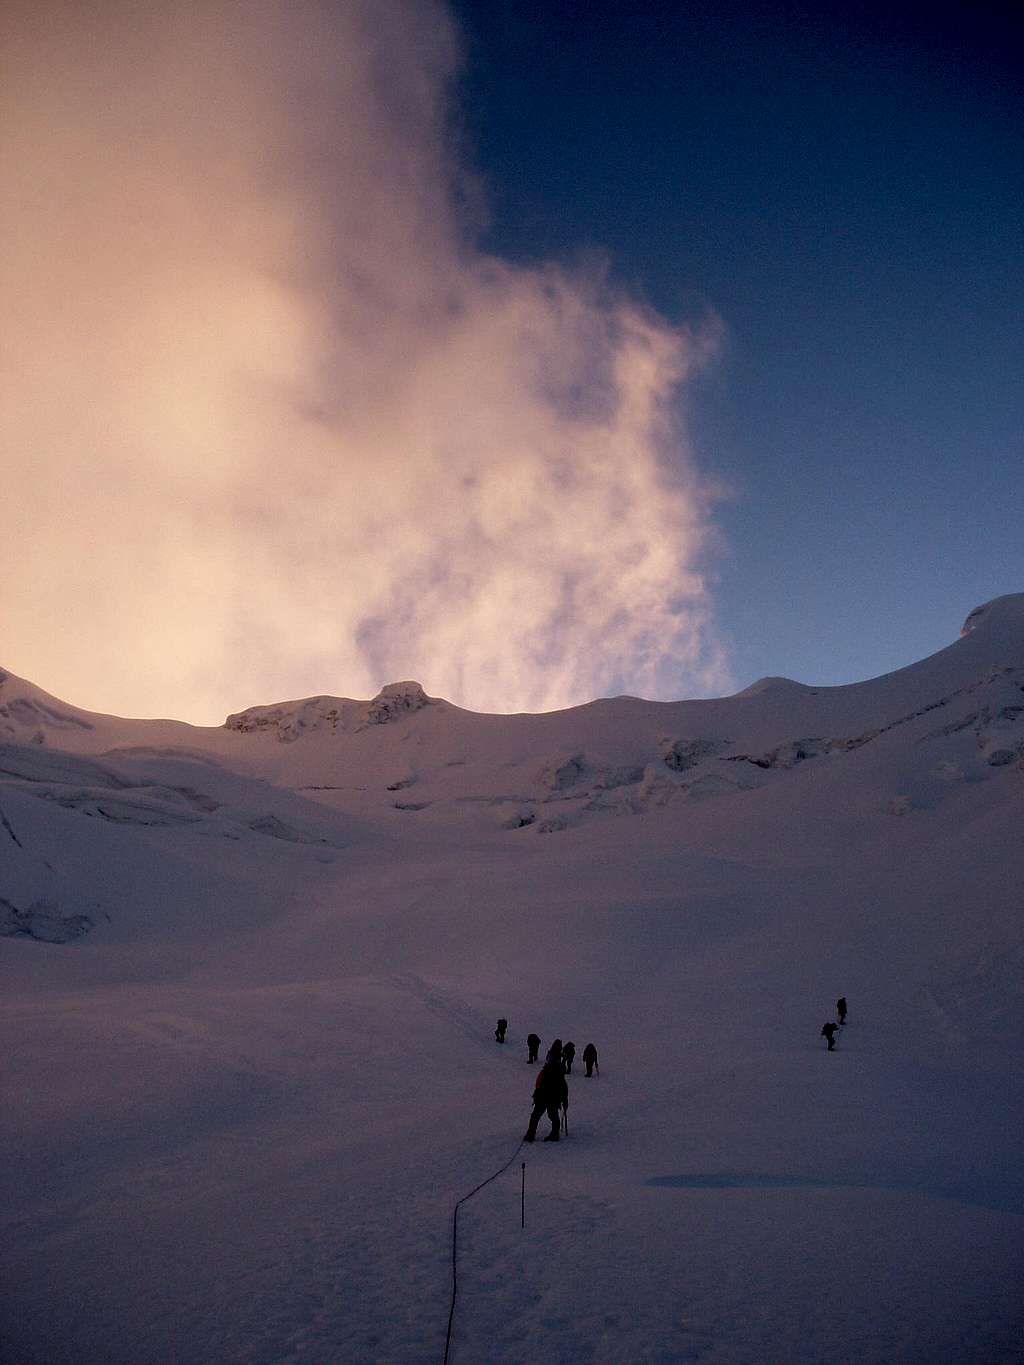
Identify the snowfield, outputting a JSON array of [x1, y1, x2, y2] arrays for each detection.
[[2, 595, 1023, 1363]]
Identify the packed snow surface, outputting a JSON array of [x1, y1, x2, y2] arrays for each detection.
[[2, 597, 1023, 1363]]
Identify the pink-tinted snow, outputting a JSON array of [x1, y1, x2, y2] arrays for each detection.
[[2, 595, 1022, 1362]]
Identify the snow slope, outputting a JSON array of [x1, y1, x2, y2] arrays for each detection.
[[2, 595, 1022, 1363]]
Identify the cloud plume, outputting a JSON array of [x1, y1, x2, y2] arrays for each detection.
[[1, 0, 728, 723]]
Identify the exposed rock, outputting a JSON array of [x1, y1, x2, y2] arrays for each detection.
[[225, 698, 344, 742], [0, 895, 94, 943], [366, 682, 432, 725], [984, 741, 1024, 768], [0, 804, 22, 847], [827, 729, 880, 752], [921, 713, 980, 741], [501, 808, 535, 830], [663, 738, 727, 772], [972, 695, 1023, 766], [724, 737, 829, 770], [763, 737, 828, 769], [723, 669, 1024, 773], [537, 753, 588, 792]]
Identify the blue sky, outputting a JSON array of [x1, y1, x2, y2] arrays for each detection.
[[451, 0, 1023, 688]]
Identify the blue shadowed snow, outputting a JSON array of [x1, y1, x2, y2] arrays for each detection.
[[646, 1173, 1024, 1216]]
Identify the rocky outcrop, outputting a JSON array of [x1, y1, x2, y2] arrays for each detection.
[[724, 736, 834, 770], [975, 702, 1024, 767], [537, 753, 588, 791], [225, 681, 434, 740], [725, 668, 1024, 772], [662, 737, 728, 772], [365, 682, 432, 725], [0, 895, 94, 943], [501, 807, 536, 830], [224, 696, 344, 742]]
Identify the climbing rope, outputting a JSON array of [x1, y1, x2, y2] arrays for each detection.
[[442, 1137, 525, 1364]]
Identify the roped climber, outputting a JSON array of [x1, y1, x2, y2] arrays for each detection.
[[525, 1043, 568, 1142]]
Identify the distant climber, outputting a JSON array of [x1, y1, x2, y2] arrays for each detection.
[[583, 1042, 599, 1077], [495, 1018, 508, 1044], [562, 1041, 576, 1073], [821, 1021, 839, 1051], [527, 1032, 541, 1063], [546, 1038, 563, 1063], [837, 997, 848, 1026], [524, 1050, 569, 1143]]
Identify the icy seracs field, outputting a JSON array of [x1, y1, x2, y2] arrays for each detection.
[[2, 594, 1022, 1364]]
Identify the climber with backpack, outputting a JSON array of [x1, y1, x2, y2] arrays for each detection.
[[524, 1041, 569, 1142]]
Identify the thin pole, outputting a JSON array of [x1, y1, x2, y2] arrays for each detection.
[[521, 1162, 525, 1228]]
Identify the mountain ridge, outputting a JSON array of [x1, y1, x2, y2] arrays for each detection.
[[3, 592, 1021, 740]]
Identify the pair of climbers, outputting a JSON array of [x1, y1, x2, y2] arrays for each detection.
[[821, 996, 849, 1050]]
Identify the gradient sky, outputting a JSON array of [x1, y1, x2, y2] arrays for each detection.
[[452, 0, 1023, 689], [2, 0, 1021, 721]]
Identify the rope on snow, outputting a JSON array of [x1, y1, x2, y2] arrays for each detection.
[[442, 1137, 525, 1364]]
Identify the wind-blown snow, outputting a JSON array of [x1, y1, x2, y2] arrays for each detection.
[[2, 597, 1022, 1362]]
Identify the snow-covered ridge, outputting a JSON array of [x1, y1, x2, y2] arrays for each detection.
[[0, 667, 95, 744], [725, 665, 1024, 771], [731, 675, 813, 699], [213, 592, 1024, 728], [1, 594, 1021, 746], [960, 593, 1022, 637], [1, 595, 1022, 841]]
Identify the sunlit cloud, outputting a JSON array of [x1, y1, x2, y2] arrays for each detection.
[[0, 0, 729, 723]]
